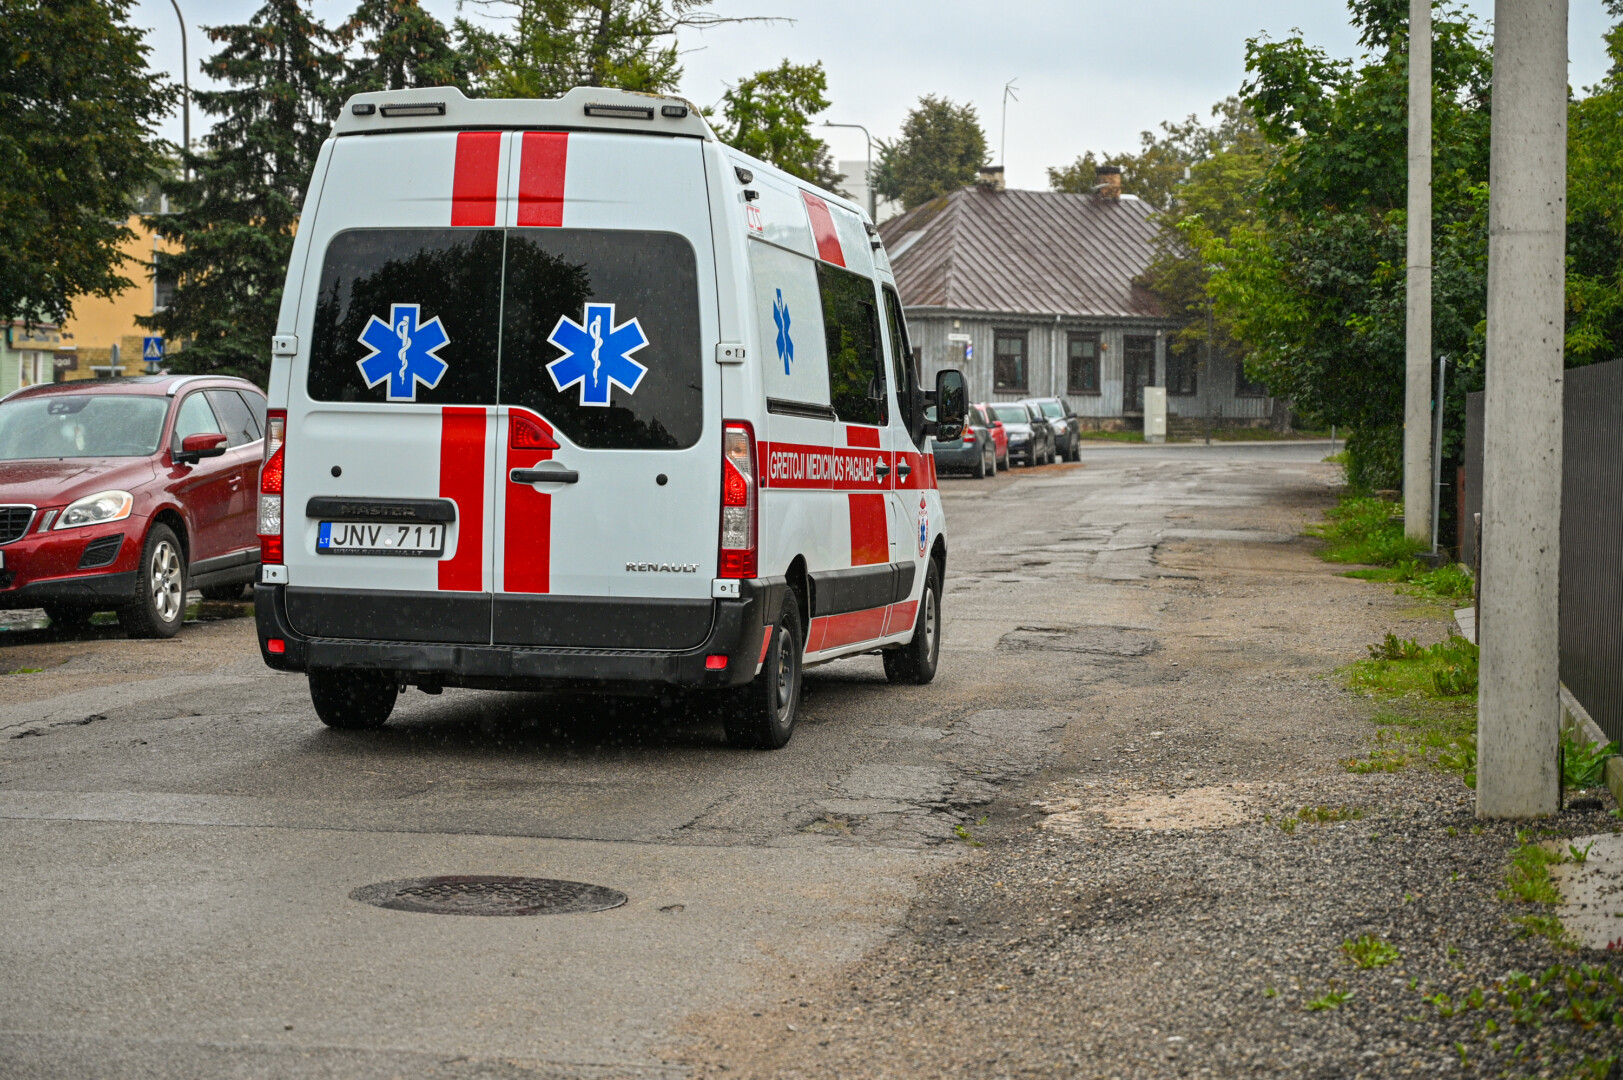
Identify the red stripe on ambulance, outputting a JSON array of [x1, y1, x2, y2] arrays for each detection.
[[517, 132, 568, 227], [503, 409, 555, 593], [848, 494, 888, 566], [451, 131, 502, 227], [438, 407, 488, 591], [759, 440, 890, 491], [801, 191, 845, 266]]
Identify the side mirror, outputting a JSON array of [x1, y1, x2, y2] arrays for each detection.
[[932, 369, 966, 443], [176, 432, 229, 464]]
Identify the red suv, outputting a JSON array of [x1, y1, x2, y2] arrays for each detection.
[[0, 375, 267, 637]]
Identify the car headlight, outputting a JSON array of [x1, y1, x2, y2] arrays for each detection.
[[55, 490, 134, 530]]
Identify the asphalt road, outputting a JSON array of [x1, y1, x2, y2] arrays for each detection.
[[0, 440, 1341, 1080]]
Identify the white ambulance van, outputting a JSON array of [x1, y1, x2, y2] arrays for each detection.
[[253, 86, 968, 749]]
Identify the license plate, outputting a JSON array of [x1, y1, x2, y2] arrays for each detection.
[[317, 521, 445, 557]]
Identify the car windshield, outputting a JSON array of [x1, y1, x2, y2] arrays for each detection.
[[1039, 401, 1064, 419], [0, 395, 170, 460], [990, 405, 1029, 424]]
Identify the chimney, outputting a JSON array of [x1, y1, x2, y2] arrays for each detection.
[[1095, 164, 1122, 200], [976, 165, 1006, 192]]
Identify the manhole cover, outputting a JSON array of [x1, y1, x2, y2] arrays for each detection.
[[350, 876, 627, 916]]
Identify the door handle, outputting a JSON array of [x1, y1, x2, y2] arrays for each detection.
[[874, 461, 891, 478], [510, 466, 579, 485], [897, 459, 912, 479]]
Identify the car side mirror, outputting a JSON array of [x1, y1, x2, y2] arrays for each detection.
[[175, 432, 228, 464], [930, 369, 966, 442]]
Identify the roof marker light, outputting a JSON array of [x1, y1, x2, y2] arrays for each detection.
[[661, 104, 689, 118], [351, 103, 376, 116], [584, 102, 654, 120], [380, 102, 445, 117]]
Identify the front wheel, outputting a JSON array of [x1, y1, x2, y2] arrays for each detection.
[[971, 442, 988, 478], [309, 669, 398, 729], [117, 524, 186, 639], [724, 593, 803, 749], [884, 560, 942, 685]]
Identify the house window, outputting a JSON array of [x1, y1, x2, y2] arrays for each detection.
[[153, 252, 177, 311], [1166, 349, 1198, 396], [1235, 362, 1269, 397], [1067, 331, 1100, 394], [993, 329, 1027, 392]]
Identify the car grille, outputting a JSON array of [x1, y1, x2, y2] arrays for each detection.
[[0, 506, 34, 545]]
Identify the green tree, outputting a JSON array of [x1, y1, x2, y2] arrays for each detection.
[[0, 0, 177, 326], [873, 96, 987, 210], [1188, 0, 1493, 490], [142, 0, 346, 386], [1048, 101, 1260, 211], [490, 0, 758, 99], [1565, 16, 1623, 366], [715, 60, 842, 190], [342, 0, 466, 92]]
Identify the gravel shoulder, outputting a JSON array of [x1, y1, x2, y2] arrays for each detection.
[[669, 459, 1623, 1080]]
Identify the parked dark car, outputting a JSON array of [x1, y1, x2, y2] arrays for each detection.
[[987, 402, 1055, 466], [1022, 397, 1081, 461], [931, 403, 1003, 478], [0, 375, 267, 637]]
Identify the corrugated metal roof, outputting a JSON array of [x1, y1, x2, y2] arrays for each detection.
[[878, 187, 1168, 320]]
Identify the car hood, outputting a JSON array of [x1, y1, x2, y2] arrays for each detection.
[[0, 458, 156, 507]]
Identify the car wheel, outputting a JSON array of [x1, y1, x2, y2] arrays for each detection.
[[309, 669, 398, 729], [43, 604, 95, 631], [884, 560, 942, 685], [972, 442, 988, 478], [724, 592, 803, 749], [199, 583, 248, 602], [998, 450, 1009, 471], [117, 524, 187, 639]]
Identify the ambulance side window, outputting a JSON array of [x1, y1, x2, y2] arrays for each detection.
[[882, 285, 925, 448], [817, 262, 885, 427]]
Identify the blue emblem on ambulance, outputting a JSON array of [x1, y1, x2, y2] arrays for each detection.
[[356, 303, 450, 402], [773, 289, 793, 374], [546, 302, 649, 407]]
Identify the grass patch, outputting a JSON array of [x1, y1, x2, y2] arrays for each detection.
[[1348, 634, 1479, 699], [1498, 830, 1580, 949], [1344, 560, 1476, 605], [1308, 492, 1476, 603], [1306, 988, 1356, 1011], [1076, 429, 1144, 443], [1562, 729, 1619, 790], [1343, 934, 1401, 968], [1299, 804, 1364, 824]]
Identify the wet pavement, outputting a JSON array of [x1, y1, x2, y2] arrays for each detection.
[[0, 441, 1356, 1079]]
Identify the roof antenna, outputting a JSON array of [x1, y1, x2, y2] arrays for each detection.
[[999, 78, 1019, 172]]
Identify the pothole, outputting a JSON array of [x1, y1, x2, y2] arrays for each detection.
[[350, 875, 627, 916], [997, 625, 1159, 656]]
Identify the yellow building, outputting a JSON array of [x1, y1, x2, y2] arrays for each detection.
[[6, 210, 182, 392]]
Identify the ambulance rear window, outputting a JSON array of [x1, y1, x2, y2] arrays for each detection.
[[307, 229, 505, 405]]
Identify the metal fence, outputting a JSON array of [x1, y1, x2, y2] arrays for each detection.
[[1464, 358, 1623, 744]]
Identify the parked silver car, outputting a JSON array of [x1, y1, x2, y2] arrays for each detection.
[[1021, 397, 1080, 461]]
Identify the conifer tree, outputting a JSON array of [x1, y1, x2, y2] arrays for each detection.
[[142, 1, 345, 386], [343, 0, 471, 93]]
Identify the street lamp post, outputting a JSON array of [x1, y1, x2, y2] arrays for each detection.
[[823, 121, 875, 221], [168, 0, 189, 173]]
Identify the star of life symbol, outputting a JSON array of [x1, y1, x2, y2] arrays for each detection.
[[772, 289, 793, 375], [546, 302, 649, 407], [917, 496, 929, 557], [356, 303, 449, 402]]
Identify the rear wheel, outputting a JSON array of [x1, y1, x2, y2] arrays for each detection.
[[117, 524, 186, 639], [884, 560, 942, 685], [724, 593, 803, 749], [309, 669, 398, 729], [971, 442, 988, 478]]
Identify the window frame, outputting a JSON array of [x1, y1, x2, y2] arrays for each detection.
[[1066, 330, 1101, 395], [1234, 362, 1269, 398], [1166, 350, 1199, 397], [992, 328, 1029, 394]]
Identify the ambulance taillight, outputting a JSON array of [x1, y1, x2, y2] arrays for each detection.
[[719, 421, 756, 579], [257, 410, 286, 565]]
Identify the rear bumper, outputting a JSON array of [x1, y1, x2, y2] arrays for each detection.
[[931, 442, 983, 470], [254, 579, 784, 692]]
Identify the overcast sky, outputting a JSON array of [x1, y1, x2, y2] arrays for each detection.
[[131, 0, 1616, 191]]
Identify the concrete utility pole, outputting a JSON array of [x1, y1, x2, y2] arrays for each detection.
[[1477, 0, 1567, 819], [1404, 0, 1433, 543]]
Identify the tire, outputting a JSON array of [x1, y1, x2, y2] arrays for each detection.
[[117, 524, 187, 639], [998, 450, 1009, 471], [972, 442, 988, 478], [724, 592, 803, 749], [883, 559, 942, 685], [309, 669, 398, 730], [199, 582, 247, 602], [43, 604, 94, 631]]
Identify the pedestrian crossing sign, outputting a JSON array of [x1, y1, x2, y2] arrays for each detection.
[[142, 337, 164, 361]]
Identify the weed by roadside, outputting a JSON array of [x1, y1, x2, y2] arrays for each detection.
[[1563, 729, 1620, 790], [1343, 934, 1401, 969], [1307, 492, 1475, 603], [1498, 831, 1580, 949]]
